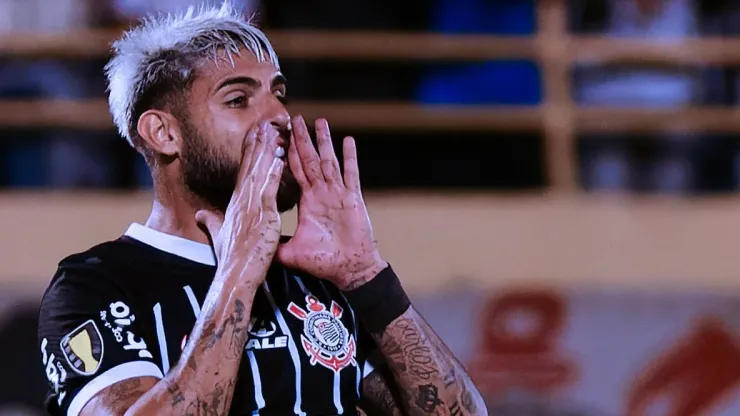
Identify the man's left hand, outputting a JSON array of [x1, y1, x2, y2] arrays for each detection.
[[276, 116, 387, 290]]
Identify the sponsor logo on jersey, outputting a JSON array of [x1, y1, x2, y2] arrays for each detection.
[[246, 318, 288, 350], [60, 320, 104, 376], [288, 295, 357, 373], [41, 338, 67, 405], [99, 301, 154, 360]]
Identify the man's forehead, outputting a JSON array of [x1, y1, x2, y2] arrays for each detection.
[[198, 52, 282, 85]]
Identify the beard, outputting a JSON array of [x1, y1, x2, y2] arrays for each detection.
[[180, 120, 300, 214]]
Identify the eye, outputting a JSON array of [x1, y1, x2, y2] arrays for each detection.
[[226, 95, 247, 108], [274, 87, 288, 105]]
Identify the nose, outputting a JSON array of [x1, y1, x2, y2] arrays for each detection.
[[265, 98, 291, 140]]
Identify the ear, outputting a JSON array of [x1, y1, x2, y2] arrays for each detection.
[[137, 110, 183, 157]]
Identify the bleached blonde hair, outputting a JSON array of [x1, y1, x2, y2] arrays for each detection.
[[105, 1, 279, 148]]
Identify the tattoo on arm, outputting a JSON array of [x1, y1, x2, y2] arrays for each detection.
[[198, 299, 248, 359], [181, 379, 236, 416], [371, 307, 487, 415], [84, 296, 255, 416], [360, 370, 404, 416], [95, 378, 151, 412]]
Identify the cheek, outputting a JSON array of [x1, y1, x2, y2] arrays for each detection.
[[220, 117, 257, 156], [205, 122, 245, 162]]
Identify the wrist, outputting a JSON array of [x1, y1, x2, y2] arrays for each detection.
[[215, 263, 266, 296], [342, 265, 411, 333], [340, 258, 388, 291]]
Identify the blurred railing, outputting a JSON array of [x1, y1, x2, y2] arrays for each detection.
[[2, 0, 740, 190], [2, 0, 740, 290]]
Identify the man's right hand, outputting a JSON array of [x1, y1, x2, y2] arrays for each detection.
[[196, 122, 285, 286]]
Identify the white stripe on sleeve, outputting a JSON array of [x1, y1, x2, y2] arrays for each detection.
[[67, 361, 163, 416]]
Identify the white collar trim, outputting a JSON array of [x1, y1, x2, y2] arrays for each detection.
[[124, 223, 216, 266]]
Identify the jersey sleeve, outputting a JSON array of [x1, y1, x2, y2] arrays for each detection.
[[38, 267, 163, 416]]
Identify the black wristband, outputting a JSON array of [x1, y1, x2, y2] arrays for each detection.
[[343, 265, 410, 333]]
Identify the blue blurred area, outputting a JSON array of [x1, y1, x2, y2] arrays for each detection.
[[417, 0, 542, 106], [0, 61, 113, 188]]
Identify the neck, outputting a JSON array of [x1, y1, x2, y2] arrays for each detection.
[[145, 178, 213, 245]]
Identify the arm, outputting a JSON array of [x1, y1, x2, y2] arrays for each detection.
[[348, 268, 487, 416], [80, 124, 285, 415], [370, 306, 486, 415], [359, 362, 404, 416], [81, 284, 257, 416], [272, 117, 486, 415]]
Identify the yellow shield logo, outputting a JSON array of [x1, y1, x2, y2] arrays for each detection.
[[60, 320, 104, 376]]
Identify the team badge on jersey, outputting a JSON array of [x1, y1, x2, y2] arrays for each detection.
[[60, 320, 104, 376], [288, 295, 357, 373]]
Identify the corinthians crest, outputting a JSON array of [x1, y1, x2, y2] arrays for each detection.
[[288, 295, 357, 373]]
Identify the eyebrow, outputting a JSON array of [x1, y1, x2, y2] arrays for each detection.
[[214, 73, 287, 94], [215, 76, 261, 93]]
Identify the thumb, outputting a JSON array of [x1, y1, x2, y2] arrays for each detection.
[[195, 209, 224, 241]]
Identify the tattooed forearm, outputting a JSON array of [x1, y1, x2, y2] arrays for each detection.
[[167, 381, 185, 406], [198, 298, 249, 359], [371, 307, 487, 415], [182, 379, 236, 416], [81, 287, 260, 416]]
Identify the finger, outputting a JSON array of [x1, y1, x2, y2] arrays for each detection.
[[247, 121, 271, 178], [342, 136, 361, 191], [236, 123, 263, 183], [291, 115, 323, 185], [261, 157, 285, 211], [315, 118, 342, 185], [252, 124, 280, 187], [195, 210, 224, 240]]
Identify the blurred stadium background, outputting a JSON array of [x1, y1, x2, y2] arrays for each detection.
[[4, 0, 740, 414]]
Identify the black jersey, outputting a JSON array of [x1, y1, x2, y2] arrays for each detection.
[[37, 223, 376, 416]]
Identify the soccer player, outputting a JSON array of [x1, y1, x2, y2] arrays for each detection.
[[37, 2, 486, 415]]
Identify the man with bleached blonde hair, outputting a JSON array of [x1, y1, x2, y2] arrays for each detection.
[[37, 2, 486, 415]]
